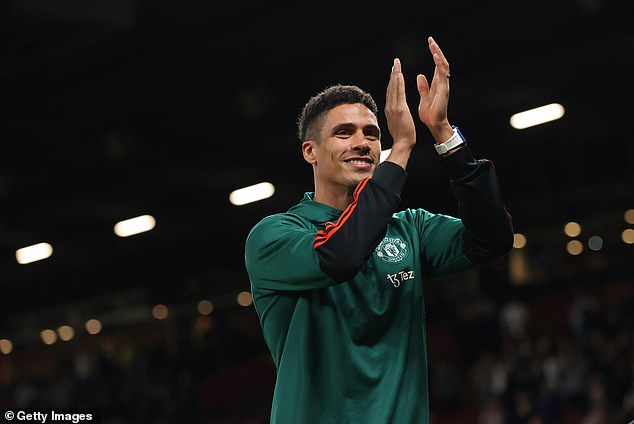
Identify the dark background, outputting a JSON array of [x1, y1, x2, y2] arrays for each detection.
[[0, 0, 632, 423]]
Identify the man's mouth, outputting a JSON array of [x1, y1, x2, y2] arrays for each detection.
[[343, 157, 374, 169]]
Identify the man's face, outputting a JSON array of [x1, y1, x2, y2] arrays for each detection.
[[306, 103, 381, 192]]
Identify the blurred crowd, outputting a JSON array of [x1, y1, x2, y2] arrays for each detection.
[[1, 271, 632, 423], [427, 272, 633, 424]]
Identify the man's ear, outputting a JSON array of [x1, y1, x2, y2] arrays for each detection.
[[302, 140, 318, 165]]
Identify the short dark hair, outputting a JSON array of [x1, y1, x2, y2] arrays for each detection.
[[297, 85, 378, 142]]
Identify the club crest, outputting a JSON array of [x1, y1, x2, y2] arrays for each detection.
[[375, 236, 409, 263]]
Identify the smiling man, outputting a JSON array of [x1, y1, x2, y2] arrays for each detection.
[[245, 37, 514, 423], [302, 102, 381, 207]]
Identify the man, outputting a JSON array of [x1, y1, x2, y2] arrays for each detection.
[[245, 37, 513, 423]]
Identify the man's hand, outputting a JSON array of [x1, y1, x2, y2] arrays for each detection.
[[385, 58, 416, 170], [417, 37, 454, 143]]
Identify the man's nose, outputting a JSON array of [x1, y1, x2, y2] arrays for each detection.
[[351, 134, 371, 151]]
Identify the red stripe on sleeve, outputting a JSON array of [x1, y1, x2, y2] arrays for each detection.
[[313, 178, 370, 249]]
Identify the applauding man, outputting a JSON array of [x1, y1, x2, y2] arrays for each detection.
[[245, 37, 513, 424]]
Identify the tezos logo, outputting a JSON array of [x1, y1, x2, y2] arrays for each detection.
[[375, 236, 409, 263]]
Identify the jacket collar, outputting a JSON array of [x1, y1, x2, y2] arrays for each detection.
[[287, 192, 342, 223]]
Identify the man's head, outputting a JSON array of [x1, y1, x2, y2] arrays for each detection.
[[298, 85, 382, 203], [297, 85, 378, 143]]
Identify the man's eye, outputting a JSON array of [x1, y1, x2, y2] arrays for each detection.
[[336, 130, 351, 137], [364, 133, 379, 141]]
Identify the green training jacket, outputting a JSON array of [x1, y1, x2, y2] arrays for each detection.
[[245, 147, 513, 423]]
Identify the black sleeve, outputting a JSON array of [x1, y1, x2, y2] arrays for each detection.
[[314, 161, 407, 282], [440, 146, 514, 264]]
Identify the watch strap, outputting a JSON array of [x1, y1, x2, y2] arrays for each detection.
[[435, 127, 466, 155]]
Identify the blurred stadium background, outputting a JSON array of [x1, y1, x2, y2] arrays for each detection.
[[0, 0, 632, 422]]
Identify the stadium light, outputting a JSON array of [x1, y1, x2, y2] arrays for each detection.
[[510, 103, 565, 129], [16, 242, 53, 265], [229, 182, 275, 206], [114, 215, 156, 237]]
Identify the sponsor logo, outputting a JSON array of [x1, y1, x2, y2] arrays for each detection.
[[387, 270, 415, 288], [375, 236, 409, 263]]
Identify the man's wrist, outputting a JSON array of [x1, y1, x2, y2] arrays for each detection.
[[430, 122, 453, 144], [385, 143, 413, 170]]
